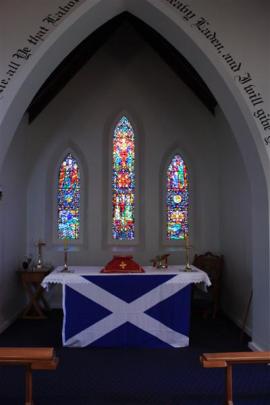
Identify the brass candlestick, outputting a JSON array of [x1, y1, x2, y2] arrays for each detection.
[[184, 233, 192, 271], [61, 240, 72, 272]]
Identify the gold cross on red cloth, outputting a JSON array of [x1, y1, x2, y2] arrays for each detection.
[[120, 261, 127, 270]]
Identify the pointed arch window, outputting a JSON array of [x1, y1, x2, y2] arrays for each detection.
[[112, 116, 135, 240], [167, 154, 189, 240], [57, 153, 80, 240]]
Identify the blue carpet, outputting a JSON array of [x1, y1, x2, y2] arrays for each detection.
[[0, 310, 269, 404]]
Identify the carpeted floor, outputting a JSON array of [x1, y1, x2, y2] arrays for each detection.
[[0, 310, 269, 404]]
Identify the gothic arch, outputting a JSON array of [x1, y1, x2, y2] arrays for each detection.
[[160, 146, 192, 247], [103, 109, 143, 247], [45, 141, 88, 248], [0, 0, 269, 349]]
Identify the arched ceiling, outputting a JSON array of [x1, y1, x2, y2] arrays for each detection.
[[27, 12, 217, 122]]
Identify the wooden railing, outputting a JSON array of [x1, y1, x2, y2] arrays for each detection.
[[200, 351, 270, 405], [0, 347, 58, 405]]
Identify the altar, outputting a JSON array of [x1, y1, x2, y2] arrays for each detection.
[[42, 266, 210, 348]]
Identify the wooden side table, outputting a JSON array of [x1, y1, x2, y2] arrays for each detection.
[[18, 269, 51, 319]]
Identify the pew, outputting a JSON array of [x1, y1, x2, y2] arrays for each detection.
[[200, 351, 270, 405], [0, 347, 58, 405]]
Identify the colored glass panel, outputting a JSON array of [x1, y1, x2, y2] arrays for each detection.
[[112, 116, 135, 240], [167, 154, 188, 240], [57, 153, 80, 240]]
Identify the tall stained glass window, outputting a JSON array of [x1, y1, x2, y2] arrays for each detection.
[[112, 116, 135, 240], [167, 154, 189, 240], [57, 153, 80, 240]]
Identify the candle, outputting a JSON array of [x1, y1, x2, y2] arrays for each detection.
[[184, 233, 189, 248], [63, 239, 68, 271], [64, 239, 68, 250]]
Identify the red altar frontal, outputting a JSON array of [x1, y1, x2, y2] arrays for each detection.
[[100, 255, 145, 273]]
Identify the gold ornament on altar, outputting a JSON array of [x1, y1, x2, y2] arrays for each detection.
[[150, 254, 170, 269]]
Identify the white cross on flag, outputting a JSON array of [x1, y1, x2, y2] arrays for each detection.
[[63, 274, 192, 348]]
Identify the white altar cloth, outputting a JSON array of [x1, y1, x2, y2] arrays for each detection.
[[42, 265, 211, 289]]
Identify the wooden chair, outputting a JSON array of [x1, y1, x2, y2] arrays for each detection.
[[0, 347, 58, 405], [192, 251, 223, 318], [200, 351, 270, 405]]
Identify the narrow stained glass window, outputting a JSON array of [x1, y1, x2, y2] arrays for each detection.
[[57, 153, 80, 240], [112, 116, 135, 240], [167, 154, 189, 240]]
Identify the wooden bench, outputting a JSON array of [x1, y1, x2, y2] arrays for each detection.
[[200, 351, 270, 405], [0, 347, 59, 405]]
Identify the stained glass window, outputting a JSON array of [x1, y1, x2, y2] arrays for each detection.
[[57, 153, 80, 240], [112, 116, 135, 240], [167, 154, 189, 240]]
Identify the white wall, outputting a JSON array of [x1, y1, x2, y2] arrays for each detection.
[[187, 0, 270, 106], [0, 117, 29, 330], [217, 108, 252, 333]]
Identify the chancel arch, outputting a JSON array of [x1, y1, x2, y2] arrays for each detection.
[[0, 1, 269, 350]]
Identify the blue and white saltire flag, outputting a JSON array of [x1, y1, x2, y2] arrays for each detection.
[[63, 274, 192, 348]]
